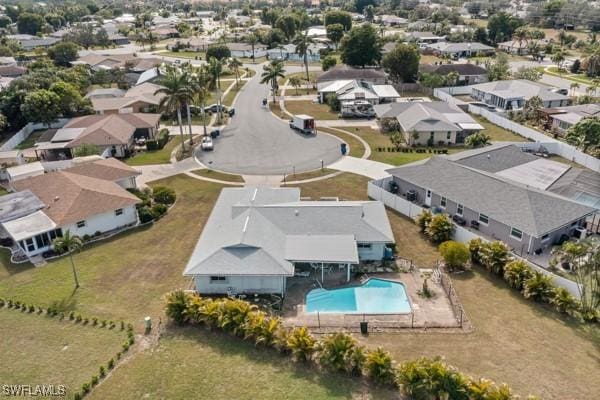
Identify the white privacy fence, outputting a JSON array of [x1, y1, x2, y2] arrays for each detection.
[[368, 178, 582, 298], [0, 119, 69, 152]]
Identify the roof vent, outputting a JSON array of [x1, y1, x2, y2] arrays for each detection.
[[54, 196, 60, 202], [487, 154, 491, 160], [294, 209, 299, 216]]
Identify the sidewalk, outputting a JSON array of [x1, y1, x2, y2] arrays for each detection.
[[327, 156, 392, 180]]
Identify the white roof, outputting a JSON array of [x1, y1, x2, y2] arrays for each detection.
[[295, 114, 313, 120], [2, 210, 56, 241], [371, 85, 400, 98], [52, 128, 86, 142], [7, 162, 45, 180], [495, 158, 570, 190], [36, 141, 71, 150], [317, 79, 354, 92], [285, 235, 359, 264], [456, 122, 484, 130]]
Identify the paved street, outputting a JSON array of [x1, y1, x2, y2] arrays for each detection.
[[195, 64, 342, 175]]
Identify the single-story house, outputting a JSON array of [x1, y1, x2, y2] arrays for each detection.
[[419, 63, 488, 85], [72, 54, 163, 73], [305, 26, 327, 38], [543, 104, 600, 135], [386, 156, 595, 256], [3, 158, 141, 257], [470, 80, 571, 111], [498, 39, 549, 55], [266, 43, 327, 62], [88, 82, 165, 114], [405, 31, 446, 44], [374, 101, 483, 145], [6, 35, 60, 50], [167, 37, 214, 52], [0, 57, 16, 66], [225, 43, 268, 58], [183, 187, 395, 296], [317, 79, 400, 104], [423, 42, 494, 58], [316, 65, 387, 85], [108, 33, 130, 46], [0, 64, 27, 77], [379, 15, 409, 27], [5, 161, 45, 182], [151, 26, 179, 40], [0, 150, 25, 179], [35, 113, 161, 160]]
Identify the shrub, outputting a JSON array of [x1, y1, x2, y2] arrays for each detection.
[[92, 317, 98, 326], [318, 332, 359, 373], [480, 241, 511, 275], [364, 347, 397, 387], [321, 55, 337, 71], [82, 234, 91, 242], [75, 314, 82, 323], [503, 260, 533, 291], [28, 305, 35, 313], [439, 241, 470, 271], [285, 327, 316, 362], [243, 311, 282, 347], [146, 139, 159, 151], [153, 186, 176, 205], [128, 188, 152, 207], [425, 214, 454, 244], [468, 238, 485, 264], [122, 341, 130, 351], [73, 392, 82, 400], [69, 311, 75, 320], [550, 287, 579, 315], [109, 321, 115, 329], [101, 320, 107, 327], [398, 357, 469, 400], [91, 375, 99, 386], [523, 271, 555, 302], [138, 206, 154, 223], [83, 318, 89, 325], [107, 358, 115, 370], [164, 290, 190, 325], [120, 321, 125, 331], [99, 365, 106, 377], [0, 298, 4, 307], [81, 383, 90, 394], [415, 210, 432, 233], [151, 203, 168, 219]]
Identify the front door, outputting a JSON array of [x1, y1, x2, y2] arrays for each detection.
[[425, 189, 432, 206]]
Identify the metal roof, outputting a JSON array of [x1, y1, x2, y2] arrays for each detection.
[[2, 210, 56, 241]]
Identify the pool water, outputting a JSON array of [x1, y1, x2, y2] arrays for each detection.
[[305, 278, 411, 314]]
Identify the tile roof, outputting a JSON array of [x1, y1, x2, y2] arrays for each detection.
[[63, 113, 160, 147], [64, 157, 141, 182]]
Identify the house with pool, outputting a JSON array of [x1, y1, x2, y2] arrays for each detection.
[[183, 187, 395, 297]]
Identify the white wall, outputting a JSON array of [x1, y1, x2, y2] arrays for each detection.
[[358, 242, 386, 260], [0, 119, 69, 151], [194, 275, 285, 295], [62, 205, 138, 237]]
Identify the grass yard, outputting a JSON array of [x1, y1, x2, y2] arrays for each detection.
[[0, 248, 32, 280], [125, 136, 180, 166], [189, 169, 244, 183], [223, 80, 247, 106], [285, 88, 318, 96], [285, 101, 339, 120], [318, 127, 366, 158], [296, 172, 600, 399], [89, 327, 397, 400], [268, 102, 287, 119], [0, 309, 124, 397], [0, 176, 225, 324], [14, 130, 46, 150], [473, 115, 529, 142], [158, 51, 205, 60], [544, 66, 597, 86], [284, 168, 336, 182]]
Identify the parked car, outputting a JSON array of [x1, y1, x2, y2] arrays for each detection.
[[201, 136, 214, 151], [204, 104, 228, 113]]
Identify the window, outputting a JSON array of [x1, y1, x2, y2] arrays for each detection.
[[478, 213, 489, 225], [357, 243, 372, 249], [25, 238, 35, 252], [440, 197, 447, 207], [457, 204, 463, 216], [210, 276, 227, 283], [115, 208, 123, 216], [430, 132, 434, 139], [510, 227, 523, 240], [446, 131, 451, 140], [76, 221, 86, 228]]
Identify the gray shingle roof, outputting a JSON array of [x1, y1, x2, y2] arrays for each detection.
[[454, 144, 539, 173], [317, 65, 386, 83], [419, 63, 487, 76], [387, 157, 595, 236], [374, 101, 479, 132], [471, 79, 569, 102], [183, 187, 394, 277]]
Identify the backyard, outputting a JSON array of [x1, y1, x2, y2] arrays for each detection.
[[471, 115, 530, 142]]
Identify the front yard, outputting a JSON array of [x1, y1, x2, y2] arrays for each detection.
[[285, 101, 339, 120], [125, 136, 180, 166]]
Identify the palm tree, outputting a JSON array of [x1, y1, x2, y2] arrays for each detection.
[[53, 231, 83, 289], [551, 48, 566, 71], [147, 31, 158, 50], [246, 33, 258, 63], [208, 57, 224, 124], [570, 82, 580, 96], [293, 31, 314, 85], [260, 60, 285, 104], [288, 76, 302, 95], [190, 66, 211, 137], [155, 65, 193, 153], [228, 58, 243, 88], [512, 27, 530, 56]]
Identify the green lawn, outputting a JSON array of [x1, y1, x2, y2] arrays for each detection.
[[223, 80, 247, 107], [158, 51, 205, 60], [318, 127, 366, 158], [14, 130, 46, 150], [472, 115, 530, 142], [284, 168, 336, 182], [189, 169, 244, 183], [125, 137, 179, 166], [544, 66, 597, 86], [0, 308, 125, 398], [285, 101, 339, 120]]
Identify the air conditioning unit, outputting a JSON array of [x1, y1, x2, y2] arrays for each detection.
[[573, 227, 587, 240], [406, 190, 417, 202]]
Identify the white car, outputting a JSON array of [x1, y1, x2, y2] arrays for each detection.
[[201, 136, 213, 151]]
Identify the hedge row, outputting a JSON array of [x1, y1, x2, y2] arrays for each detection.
[[0, 298, 134, 399], [165, 290, 534, 400], [375, 147, 449, 154]]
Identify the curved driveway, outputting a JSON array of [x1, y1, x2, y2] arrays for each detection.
[[195, 64, 342, 175]]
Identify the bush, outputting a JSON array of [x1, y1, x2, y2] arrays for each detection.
[[439, 241, 470, 271], [145, 139, 159, 151], [398, 357, 470, 400], [153, 186, 176, 205], [151, 203, 168, 219], [81, 383, 90, 394], [99, 365, 106, 377], [480, 241, 511, 275], [425, 214, 454, 244], [364, 347, 397, 387], [523, 271, 555, 303], [107, 358, 115, 370], [75, 314, 82, 323], [285, 327, 316, 363], [69, 311, 75, 320], [318, 333, 361, 373], [138, 206, 154, 224], [415, 210, 432, 233], [73, 392, 82, 400], [91, 375, 99, 386], [321, 55, 337, 71], [503, 260, 533, 291], [164, 290, 190, 325], [128, 188, 152, 207]]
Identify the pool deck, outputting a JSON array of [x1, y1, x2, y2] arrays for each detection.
[[282, 268, 461, 332]]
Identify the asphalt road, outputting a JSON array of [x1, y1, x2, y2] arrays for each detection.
[[195, 64, 342, 175]]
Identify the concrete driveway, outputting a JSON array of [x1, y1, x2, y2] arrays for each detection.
[[195, 64, 342, 175]]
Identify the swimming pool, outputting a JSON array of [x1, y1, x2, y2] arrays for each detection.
[[305, 278, 411, 314]]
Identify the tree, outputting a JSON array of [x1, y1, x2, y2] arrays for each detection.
[[53, 231, 83, 289], [288, 76, 302, 95], [419, 72, 446, 90], [321, 55, 337, 71], [389, 131, 403, 149], [564, 118, 600, 153], [425, 214, 454, 244], [326, 24, 345, 50], [293, 31, 314, 84], [207, 58, 225, 124], [382, 43, 420, 84], [228, 58, 243, 88], [512, 27, 530, 56], [17, 12, 45, 35], [487, 12, 523, 44], [47, 42, 79, 67], [73, 144, 100, 157], [445, 71, 460, 87], [485, 53, 510, 81], [206, 44, 231, 61], [324, 11, 352, 31], [570, 59, 581, 74], [246, 34, 259, 63], [190, 66, 211, 137], [275, 15, 299, 41], [551, 48, 566, 70], [21, 89, 61, 127], [156, 66, 193, 154], [465, 132, 491, 148], [570, 82, 580, 96], [439, 241, 470, 271], [524, 96, 543, 124], [50, 81, 88, 117], [260, 60, 285, 104], [513, 66, 542, 81], [340, 24, 382, 68]]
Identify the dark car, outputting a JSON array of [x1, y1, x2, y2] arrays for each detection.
[[204, 104, 228, 113]]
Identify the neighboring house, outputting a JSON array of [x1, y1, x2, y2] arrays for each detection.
[[5, 162, 45, 182], [423, 42, 494, 58], [0, 64, 27, 77], [498, 39, 549, 55], [471, 79, 570, 110], [35, 113, 161, 160], [405, 31, 446, 44], [420, 63, 488, 85], [72, 54, 163, 73], [373, 101, 483, 145], [6, 34, 60, 50], [386, 155, 595, 256], [151, 26, 179, 40], [543, 104, 600, 135], [379, 15, 409, 27], [226, 43, 268, 58], [305, 25, 327, 38], [183, 187, 394, 296], [167, 37, 214, 51], [88, 82, 165, 114], [3, 158, 141, 257], [316, 65, 387, 85], [317, 79, 400, 104], [108, 33, 130, 45], [266, 43, 327, 62], [0, 57, 16, 66]]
